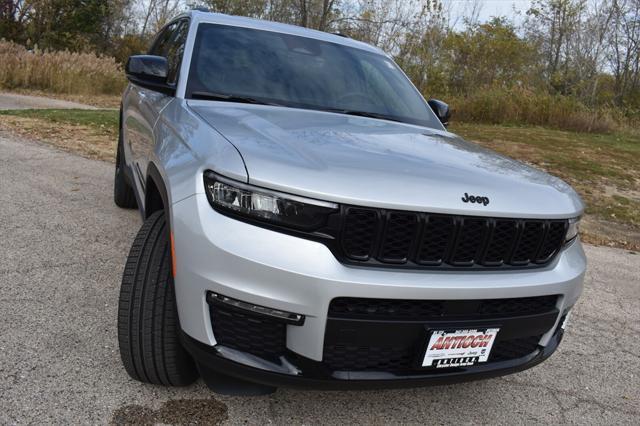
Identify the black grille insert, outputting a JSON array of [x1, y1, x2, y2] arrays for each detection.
[[339, 207, 568, 269], [323, 344, 415, 372], [340, 208, 378, 260], [323, 335, 542, 373], [329, 295, 558, 321], [329, 298, 445, 320], [209, 304, 286, 361], [489, 335, 542, 363]]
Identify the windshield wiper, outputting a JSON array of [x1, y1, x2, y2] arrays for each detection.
[[191, 91, 280, 106], [322, 108, 405, 123]]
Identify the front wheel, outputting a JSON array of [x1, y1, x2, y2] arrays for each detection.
[[117, 210, 198, 386]]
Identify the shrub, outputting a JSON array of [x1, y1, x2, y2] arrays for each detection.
[[446, 87, 621, 133], [0, 40, 126, 96]]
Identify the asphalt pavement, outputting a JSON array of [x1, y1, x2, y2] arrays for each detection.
[[1, 132, 639, 425]]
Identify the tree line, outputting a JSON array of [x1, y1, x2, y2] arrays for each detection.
[[1, 0, 639, 125]]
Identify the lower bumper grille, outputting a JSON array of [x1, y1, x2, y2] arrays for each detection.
[[489, 335, 542, 363], [323, 295, 558, 374], [209, 303, 287, 361], [323, 335, 542, 372], [208, 294, 558, 376], [329, 295, 558, 321]]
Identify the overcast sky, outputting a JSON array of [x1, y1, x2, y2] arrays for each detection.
[[446, 0, 533, 27]]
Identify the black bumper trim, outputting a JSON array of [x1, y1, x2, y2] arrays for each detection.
[[181, 330, 563, 390]]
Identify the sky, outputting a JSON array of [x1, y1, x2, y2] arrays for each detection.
[[446, 0, 534, 27]]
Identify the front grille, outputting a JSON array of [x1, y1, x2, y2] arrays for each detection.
[[209, 304, 286, 361], [329, 295, 558, 321], [338, 207, 568, 269], [323, 336, 542, 372]]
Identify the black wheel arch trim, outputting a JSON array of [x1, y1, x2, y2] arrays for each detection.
[[145, 162, 170, 219], [118, 106, 144, 212]]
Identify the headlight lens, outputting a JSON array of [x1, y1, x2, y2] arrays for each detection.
[[565, 217, 581, 243], [204, 172, 338, 230]]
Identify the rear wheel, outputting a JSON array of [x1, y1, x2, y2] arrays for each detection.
[[114, 131, 137, 209], [117, 210, 198, 386]]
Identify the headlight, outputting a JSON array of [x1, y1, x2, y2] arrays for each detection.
[[565, 217, 580, 243], [204, 172, 338, 231]]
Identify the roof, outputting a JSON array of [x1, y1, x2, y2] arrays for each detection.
[[185, 10, 386, 56]]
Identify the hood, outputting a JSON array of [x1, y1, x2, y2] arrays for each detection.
[[189, 101, 583, 218]]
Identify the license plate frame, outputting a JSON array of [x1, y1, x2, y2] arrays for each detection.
[[421, 327, 500, 369]]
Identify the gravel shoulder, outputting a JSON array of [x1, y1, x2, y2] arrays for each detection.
[[0, 92, 98, 110], [0, 132, 638, 425]]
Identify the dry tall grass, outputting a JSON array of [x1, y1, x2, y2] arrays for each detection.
[[449, 87, 621, 133], [0, 40, 126, 96], [1, 40, 633, 133]]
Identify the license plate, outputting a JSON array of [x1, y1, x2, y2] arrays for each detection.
[[422, 328, 499, 368]]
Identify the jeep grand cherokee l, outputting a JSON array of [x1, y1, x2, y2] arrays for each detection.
[[115, 11, 585, 393]]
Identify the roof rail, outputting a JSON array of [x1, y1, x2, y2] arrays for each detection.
[[192, 6, 210, 12], [332, 32, 350, 38]]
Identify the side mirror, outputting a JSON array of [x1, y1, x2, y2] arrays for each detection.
[[125, 55, 174, 95], [427, 99, 451, 127]]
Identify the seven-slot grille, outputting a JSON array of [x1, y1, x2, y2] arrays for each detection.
[[338, 207, 568, 269]]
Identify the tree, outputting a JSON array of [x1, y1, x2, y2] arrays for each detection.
[[0, 0, 33, 43], [14, 0, 134, 52], [607, 0, 640, 106], [199, 0, 338, 30], [139, 0, 182, 35], [440, 17, 539, 94], [525, 0, 586, 94]]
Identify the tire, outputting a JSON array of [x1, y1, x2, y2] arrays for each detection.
[[114, 130, 137, 209], [117, 210, 198, 386]]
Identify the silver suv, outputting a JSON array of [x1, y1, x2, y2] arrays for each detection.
[[115, 11, 586, 393]]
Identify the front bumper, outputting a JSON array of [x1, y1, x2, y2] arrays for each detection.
[[182, 326, 566, 390], [171, 193, 586, 387]]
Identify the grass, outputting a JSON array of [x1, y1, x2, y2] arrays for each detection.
[[0, 108, 119, 161], [0, 108, 637, 249], [0, 109, 118, 135], [0, 40, 126, 96]]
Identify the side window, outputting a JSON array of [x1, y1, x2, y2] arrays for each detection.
[[149, 23, 177, 57], [165, 20, 189, 85], [148, 20, 189, 85]]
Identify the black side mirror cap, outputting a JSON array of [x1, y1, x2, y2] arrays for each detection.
[[427, 99, 451, 127], [125, 55, 174, 95]]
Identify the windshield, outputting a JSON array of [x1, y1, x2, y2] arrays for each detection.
[[187, 23, 442, 129]]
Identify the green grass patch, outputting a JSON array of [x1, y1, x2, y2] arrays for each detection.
[[0, 108, 118, 135]]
